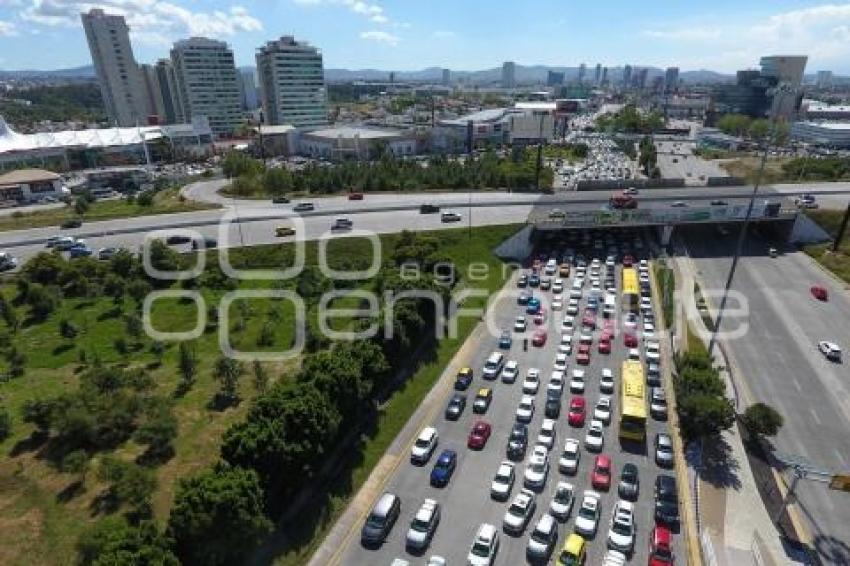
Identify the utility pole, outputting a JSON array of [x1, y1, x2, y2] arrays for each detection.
[[832, 201, 850, 252], [773, 465, 806, 526]]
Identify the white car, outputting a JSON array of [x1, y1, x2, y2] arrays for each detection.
[[406, 498, 440, 551], [467, 523, 499, 566], [502, 360, 519, 383], [552, 297, 563, 311], [526, 513, 558, 561], [569, 289, 583, 300], [537, 418, 557, 450], [624, 313, 638, 329], [514, 316, 527, 332], [547, 371, 565, 396], [607, 500, 636, 555], [585, 420, 604, 452], [561, 316, 575, 333], [549, 481, 575, 521], [490, 461, 515, 500], [643, 322, 656, 338], [579, 332, 593, 345], [645, 341, 661, 362], [553, 279, 564, 293], [516, 395, 535, 423], [569, 369, 586, 394], [558, 438, 581, 474], [558, 334, 573, 354], [524, 445, 549, 489], [410, 426, 438, 464], [628, 348, 640, 361], [523, 368, 541, 394], [503, 488, 537, 535], [553, 353, 568, 372], [600, 368, 614, 393], [818, 341, 842, 362], [594, 396, 612, 424], [574, 491, 602, 537], [603, 549, 628, 566], [640, 296, 652, 311], [567, 302, 579, 315]]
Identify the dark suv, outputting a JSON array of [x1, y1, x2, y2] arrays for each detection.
[[654, 474, 679, 525], [506, 423, 528, 461]]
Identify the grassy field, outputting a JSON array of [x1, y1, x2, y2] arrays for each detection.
[[0, 224, 521, 565], [0, 187, 217, 233], [719, 156, 793, 184], [803, 209, 850, 284]]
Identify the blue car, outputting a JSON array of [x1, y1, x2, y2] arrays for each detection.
[[499, 331, 512, 349], [430, 449, 457, 487], [529, 274, 540, 287], [526, 297, 541, 315], [69, 245, 93, 258]]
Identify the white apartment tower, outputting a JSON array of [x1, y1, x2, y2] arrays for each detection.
[[170, 37, 243, 137], [502, 61, 516, 89], [256, 36, 328, 128], [81, 8, 149, 126]]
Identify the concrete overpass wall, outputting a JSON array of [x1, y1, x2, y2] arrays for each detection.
[[789, 213, 832, 244], [492, 224, 533, 261]]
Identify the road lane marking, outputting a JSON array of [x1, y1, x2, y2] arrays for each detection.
[[809, 408, 821, 426]]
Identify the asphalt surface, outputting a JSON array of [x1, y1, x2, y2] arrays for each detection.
[[338, 240, 682, 565], [655, 141, 728, 185], [682, 225, 850, 566]]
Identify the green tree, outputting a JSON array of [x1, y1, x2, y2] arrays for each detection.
[[742, 402, 784, 438], [0, 405, 11, 441], [59, 318, 79, 340], [167, 465, 272, 566], [748, 118, 770, 141], [61, 449, 89, 485], [135, 191, 154, 206], [252, 361, 269, 393], [212, 356, 245, 408], [126, 280, 153, 307], [150, 341, 165, 366], [222, 151, 263, 178], [76, 518, 178, 566], [98, 457, 157, 517], [134, 402, 178, 461], [262, 167, 292, 195], [717, 113, 752, 137], [677, 394, 736, 442], [125, 314, 143, 342], [74, 195, 91, 216], [25, 283, 58, 320], [176, 342, 197, 395], [21, 398, 54, 434], [0, 293, 18, 332]]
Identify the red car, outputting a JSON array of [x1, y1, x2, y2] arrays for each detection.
[[598, 339, 612, 354], [623, 255, 635, 267], [581, 312, 596, 330], [590, 454, 612, 490], [600, 328, 614, 342], [467, 420, 492, 449], [577, 344, 591, 365], [603, 319, 615, 332], [648, 525, 675, 565], [568, 396, 586, 427], [532, 330, 547, 347], [811, 286, 828, 301], [624, 332, 638, 348], [534, 309, 547, 325], [348, 191, 364, 200]]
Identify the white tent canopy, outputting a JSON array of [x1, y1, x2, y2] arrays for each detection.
[[0, 116, 165, 156]]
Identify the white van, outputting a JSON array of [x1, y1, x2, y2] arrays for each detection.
[[603, 294, 617, 318], [483, 351, 504, 379]]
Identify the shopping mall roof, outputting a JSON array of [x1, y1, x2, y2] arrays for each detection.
[[439, 108, 516, 127], [302, 126, 408, 140], [0, 168, 60, 185]]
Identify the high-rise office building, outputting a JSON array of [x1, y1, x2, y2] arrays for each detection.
[[81, 8, 148, 126], [170, 37, 243, 137], [502, 61, 516, 88], [635, 68, 648, 89], [256, 35, 327, 128], [623, 65, 633, 87], [154, 59, 181, 124], [594, 63, 602, 84], [601, 67, 608, 85], [239, 68, 260, 111], [759, 55, 807, 119], [664, 67, 679, 93], [547, 71, 564, 86], [442, 68, 451, 86], [140, 64, 166, 123], [578, 63, 586, 83], [816, 70, 833, 89]]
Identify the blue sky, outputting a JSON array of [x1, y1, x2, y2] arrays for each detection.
[[1, 1, 850, 73]]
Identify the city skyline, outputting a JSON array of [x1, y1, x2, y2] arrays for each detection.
[[1, 1, 850, 73]]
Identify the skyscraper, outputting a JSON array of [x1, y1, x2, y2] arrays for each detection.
[[547, 71, 564, 86], [239, 68, 259, 111], [81, 8, 148, 126], [636, 68, 648, 89], [601, 67, 608, 85], [154, 59, 181, 124], [170, 37, 243, 137], [623, 65, 633, 87], [578, 63, 586, 83], [594, 63, 602, 85], [442, 68, 451, 86], [502, 61, 516, 89], [759, 55, 808, 119], [817, 70, 833, 89], [664, 67, 679, 93], [256, 36, 327, 128], [140, 64, 166, 123]]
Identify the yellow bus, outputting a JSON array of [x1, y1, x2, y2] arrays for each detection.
[[621, 267, 639, 313], [619, 360, 647, 443]]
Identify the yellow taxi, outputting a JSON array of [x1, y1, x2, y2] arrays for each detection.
[[472, 387, 492, 414], [557, 533, 586, 565]]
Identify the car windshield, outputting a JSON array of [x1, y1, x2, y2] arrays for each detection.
[[613, 520, 631, 536], [414, 438, 430, 448], [579, 505, 595, 519], [531, 528, 549, 543], [365, 514, 384, 528], [555, 490, 572, 504], [471, 541, 490, 557], [411, 518, 430, 532], [509, 503, 526, 516]]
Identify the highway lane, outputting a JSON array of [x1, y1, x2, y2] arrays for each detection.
[[338, 242, 683, 566], [683, 225, 850, 565]]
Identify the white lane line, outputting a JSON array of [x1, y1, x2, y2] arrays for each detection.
[[792, 377, 802, 392], [809, 407, 822, 426], [835, 448, 848, 469]]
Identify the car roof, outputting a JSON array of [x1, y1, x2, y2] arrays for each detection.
[[595, 454, 612, 466], [476, 523, 496, 540], [652, 525, 672, 545], [477, 388, 491, 396]]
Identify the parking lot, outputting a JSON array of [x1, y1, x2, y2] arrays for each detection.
[[338, 228, 683, 565]]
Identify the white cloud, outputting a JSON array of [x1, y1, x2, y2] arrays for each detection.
[[19, 1, 262, 38], [360, 30, 398, 45], [641, 3, 850, 72], [295, 0, 392, 24], [0, 21, 18, 37]]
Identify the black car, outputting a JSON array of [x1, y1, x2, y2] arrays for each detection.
[[506, 423, 528, 461], [517, 291, 531, 305], [517, 274, 528, 288], [618, 463, 640, 500], [165, 234, 192, 245], [710, 199, 728, 206], [655, 474, 679, 525], [445, 394, 466, 420], [60, 218, 83, 229], [544, 396, 561, 419], [191, 237, 218, 250], [272, 196, 290, 204], [419, 203, 440, 214]]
